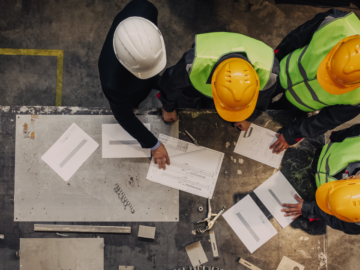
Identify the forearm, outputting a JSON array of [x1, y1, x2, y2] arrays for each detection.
[[281, 105, 360, 145], [109, 101, 158, 149], [302, 201, 360, 235], [330, 124, 360, 142], [246, 76, 279, 122]]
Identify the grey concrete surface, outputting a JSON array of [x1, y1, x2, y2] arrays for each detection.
[[1, 0, 360, 108], [0, 106, 327, 270], [1, 0, 360, 270]]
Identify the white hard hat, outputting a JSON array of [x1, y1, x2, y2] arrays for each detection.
[[113, 17, 166, 79]]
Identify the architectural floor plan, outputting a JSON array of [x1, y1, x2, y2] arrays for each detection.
[[146, 134, 224, 198], [234, 124, 284, 169]]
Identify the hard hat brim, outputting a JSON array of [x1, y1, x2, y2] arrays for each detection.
[[213, 89, 259, 122], [315, 181, 335, 216], [317, 37, 360, 95]]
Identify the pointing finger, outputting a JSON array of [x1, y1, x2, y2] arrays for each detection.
[[270, 139, 279, 150], [166, 153, 170, 165]]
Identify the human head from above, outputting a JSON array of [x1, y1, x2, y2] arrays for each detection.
[[316, 171, 360, 223], [318, 35, 360, 94], [113, 17, 166, 79], [211, 58, 259, 123]]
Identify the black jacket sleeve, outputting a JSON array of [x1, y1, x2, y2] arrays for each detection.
[[247, 79, 278, 121], [159, 48, 194, 112], [102, 86, 158, 149], [275, 9, 349, 61], [329, 124, 360, 143], [247, 58, 280, 122], [281, 105, 360, 145], [302, 201, 360, 235]]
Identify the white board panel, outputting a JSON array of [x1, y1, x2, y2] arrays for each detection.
[[20, 238, 104, 270], [14, 115, 179, 222]]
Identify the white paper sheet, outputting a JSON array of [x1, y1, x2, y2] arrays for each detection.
[[254, 171, 301, 228], [146, 134, 224, 199], [234, 123, 284, 168], [41, 123, 99, 181], [223, 195, 277, 253], [102, 124, 151, 158]]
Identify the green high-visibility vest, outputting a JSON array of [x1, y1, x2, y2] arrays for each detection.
[[316, 136, 360, 187], [279, 13, 360, 112], [189, 32, 274, 98]]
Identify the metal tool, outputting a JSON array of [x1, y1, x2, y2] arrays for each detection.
[[198, 206, 203, 212], [194, 198, 226, 233], [184, 130, 200, 146]]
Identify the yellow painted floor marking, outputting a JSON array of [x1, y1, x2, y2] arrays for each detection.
[[0, 49, 64, 106]]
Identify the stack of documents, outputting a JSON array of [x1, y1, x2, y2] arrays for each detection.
[[223, 171, 300, 253]]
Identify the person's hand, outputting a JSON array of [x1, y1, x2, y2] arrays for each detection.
[[234, 120, 251, 131], [151, 143, 170, 170], [270, 133, 289, 154], [281, 194, 304, 220], [161, 107, 177, 122]]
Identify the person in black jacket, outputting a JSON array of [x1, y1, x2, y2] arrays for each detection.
[[98, 0, 170, 169], [282, 124, 360, 235], [269, 9, 360, 154]]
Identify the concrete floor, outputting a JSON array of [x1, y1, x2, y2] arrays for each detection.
[[1, 0, 360, 269]]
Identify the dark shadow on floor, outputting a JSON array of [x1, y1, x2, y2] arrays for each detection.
[[275, 0, 351, 7], [167, 0, 229, 34]]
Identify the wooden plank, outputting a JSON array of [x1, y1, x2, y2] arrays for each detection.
[[119, 267, 134, 270], [209, 230, 219, 258], [34, 224, 131, 234], [20, 238, 104, 270], [239, 258, 262, 270]]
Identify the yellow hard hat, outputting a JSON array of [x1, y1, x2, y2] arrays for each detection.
[[316, 179, 360, 223], [211, 58, 259, 122], [318, 35, 360, 95]]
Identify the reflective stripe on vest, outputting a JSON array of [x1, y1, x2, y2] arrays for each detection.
[[189, 32, 274, 98], [280, 13, 360, 112], [316, 136, 360, 188]]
